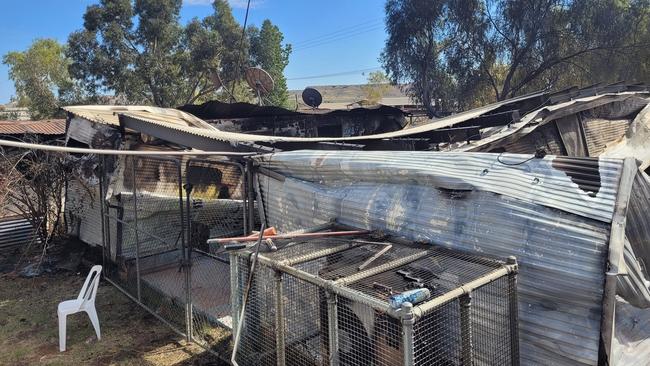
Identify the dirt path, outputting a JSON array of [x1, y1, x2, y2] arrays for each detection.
[[0, 271, 223, 365]]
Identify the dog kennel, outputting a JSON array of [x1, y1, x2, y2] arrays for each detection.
[[230, 235, 519, 366]]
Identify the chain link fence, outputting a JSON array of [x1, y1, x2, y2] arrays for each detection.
[[65, 152, 252, 362]]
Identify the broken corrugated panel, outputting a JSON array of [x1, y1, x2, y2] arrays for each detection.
[[0, 216, 41, 249], [582, 118, 630, 156], [256, 151, 622, 223], [502, 121, 566, 155], [602, 103, 650, 171], [626, 171, 650, 265], [254, 151, 627, 365], [66, 178, 103, 247], [464, 93, 648, 153]]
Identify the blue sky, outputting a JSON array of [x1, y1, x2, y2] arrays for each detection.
[[0, 0, 387, 104]]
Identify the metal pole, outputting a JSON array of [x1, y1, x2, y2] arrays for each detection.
[[460, 293, 473, 366], [230, 252, 240, 332], [185, 182, 194, 342], [326, 292, 340, 366], [231, 224, 267, 366], [246, 159, 255, 234], [131, 156, 142, 302], [178, 161, 192, 343], [99, 155, 107, 272], [274, 270, 286, 366], [507, 256, 520, 366], [401, 302, 415, 366]]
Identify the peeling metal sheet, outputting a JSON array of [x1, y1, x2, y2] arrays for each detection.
[[603, 103, 650, 171], [255, 151, 622, 223], [463, 93, 649, 153], [582, 118, 630, 156]]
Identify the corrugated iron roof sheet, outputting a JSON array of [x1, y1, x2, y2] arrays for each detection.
[[255, 150, 622, 223], [0, 119, 66, 135], [62, 105, 214, 129]]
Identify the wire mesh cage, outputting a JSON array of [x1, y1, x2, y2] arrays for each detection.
[[231, 236, 519, 366], [93, 153, 249, 361]]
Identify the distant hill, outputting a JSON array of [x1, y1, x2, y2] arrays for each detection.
[[289, 84, 408, 104]]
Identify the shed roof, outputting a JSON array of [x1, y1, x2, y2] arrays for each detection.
[[0, 119, 66, 135]]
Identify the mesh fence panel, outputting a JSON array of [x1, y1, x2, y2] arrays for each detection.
[[186, 158, 246, 353], [88, 153, 248, 362], [234, 255, 278, 366], [103, 155, 189, 335]]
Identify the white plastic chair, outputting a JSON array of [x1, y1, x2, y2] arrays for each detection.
[[58, 265, 102, 352]]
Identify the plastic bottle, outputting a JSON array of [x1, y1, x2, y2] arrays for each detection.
[[389, 288, 431, 309]]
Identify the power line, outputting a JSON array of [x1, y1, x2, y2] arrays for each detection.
[[287, 67, 381, 81], [293, 24, 384, 52], [230, 0, 252, 102], [291, 18, 383, 47]]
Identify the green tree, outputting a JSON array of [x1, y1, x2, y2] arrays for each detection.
[[3, 39, 74, 119], [381, 0, 456, 116], [248, 20, 292, 107], [382, 0, 650, 110], [361, 71, 391, 104], [205, 0, 247, 82], [67, 0, 238, 107]]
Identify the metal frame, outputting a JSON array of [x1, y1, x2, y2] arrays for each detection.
[[97, 153, 243, 365], [232, 243, 520, 366], [184, 157, 248, 352]]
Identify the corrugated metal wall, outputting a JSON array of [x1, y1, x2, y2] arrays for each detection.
[[583, 118, 630, 156], [0, 216, 41, 249], [254, 151, 624, 365]]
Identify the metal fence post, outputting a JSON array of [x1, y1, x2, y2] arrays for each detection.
[[230, 252, 240, 332], [184, 181, 194, 342], [274, 270, 286, 366], [460, 293, 473, 366], [401, 302, 415, 366], [507, 256, 520, 366], [99, 155, 107, 272], [326, 291, 340, 366], [245, 159, 255, 234], [131, 156, 142, 302], [175, 160, 191, 342]]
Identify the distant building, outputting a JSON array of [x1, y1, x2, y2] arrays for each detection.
[[0, 103, 31, 120]]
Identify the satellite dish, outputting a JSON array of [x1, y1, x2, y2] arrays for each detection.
[[245, 67, 274, 105], [302, 87, 322, 109]]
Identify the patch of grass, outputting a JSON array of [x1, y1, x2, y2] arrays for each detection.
[[0, 271, 224, 365]]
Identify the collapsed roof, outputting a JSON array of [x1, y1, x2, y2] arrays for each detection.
[[62, 82, 649, 156]]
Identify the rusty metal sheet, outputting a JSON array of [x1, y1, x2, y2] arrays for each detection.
[[0, 119, 65, 135]]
